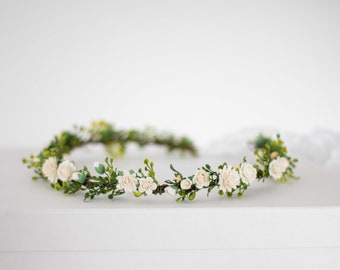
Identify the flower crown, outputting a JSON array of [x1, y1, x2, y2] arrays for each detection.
[[23, 121, 298, 202]]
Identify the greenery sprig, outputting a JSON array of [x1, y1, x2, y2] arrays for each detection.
[[23, 122, 298, 202]]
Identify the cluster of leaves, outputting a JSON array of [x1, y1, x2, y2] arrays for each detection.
[[253, 134, 298, 182], [86, 121, 198, 158], [23, 120, 197, 177], [63, 158, 159, 201], [64, 157, 124, 200]]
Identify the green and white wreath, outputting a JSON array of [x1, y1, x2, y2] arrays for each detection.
[[23, 121, 298, 202]]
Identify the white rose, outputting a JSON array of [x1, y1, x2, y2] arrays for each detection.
[[117, 170, 137, 193], [180, 178, 192, 190], [42, 157, 58, 184], [139, 177, 157, 195], [193, 169, 210, 189], [218, 165, 240, 193], [269, 157, 290, 180], [277, 157, 289, 171], [165, 186, 177, 197], [269, 159, 282, 180], [239, 162, 257, 184], [57, 160, 76, 181]]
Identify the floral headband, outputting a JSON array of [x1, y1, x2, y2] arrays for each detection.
[[23, 121, 298, 202]]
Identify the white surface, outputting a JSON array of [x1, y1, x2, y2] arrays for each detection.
[[1, 209, 339, 270], [1, 0, 340, 148], [1, 148, 340, 269]]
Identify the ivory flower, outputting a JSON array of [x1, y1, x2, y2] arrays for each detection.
[[117, 171, 137, 193], [165, 186, 177, 197], [218, 165, 240, 193], [57, 160, 76, 181], [180, 178, 192, 190], [139, 177, 157, 195], [42, 157, 58, 184], [269, 157, 290, 180], [193, 169, 210, 189], [239, 162, 257, 184], [277, 157, 289, 171]]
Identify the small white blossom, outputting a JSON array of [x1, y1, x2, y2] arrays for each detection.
[[165, 186, 177, 197], [139, 177, 157, 195], [277, 157, 289, 171], [180, 178, 192, 190], [117, 170, 137, 193], [71, 172, 80, 181], [42, 157, 58, 184], [57, 160, 76, 181], [269, 160, 282, 180], [239, 162, 257, 184], [218, 165, 240, 193], [269, 157, 289, 180], [193, 169, 210, 189]]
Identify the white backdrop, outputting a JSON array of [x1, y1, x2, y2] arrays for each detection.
[[1, 0, 339, 148]]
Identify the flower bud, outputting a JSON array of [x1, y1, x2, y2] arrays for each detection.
[[270, 152, 278, 159]]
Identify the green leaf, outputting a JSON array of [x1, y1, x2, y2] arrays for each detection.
[[148, 171, 155, 178], [207, 186, 214, 195], [54, 183, 62, 191], [95, 164, 105, 174], [77, 173, 86, 184], [133, 191, 144, 197], [179, 190, 186, 196], [188, 191, 196, 201]]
